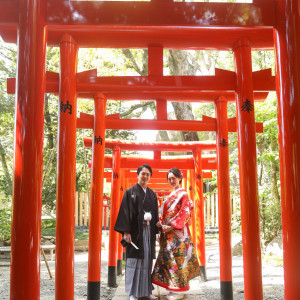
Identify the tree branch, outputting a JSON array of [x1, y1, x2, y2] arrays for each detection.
[[121, 49, 147, 75], [120, 102, 154, 118]]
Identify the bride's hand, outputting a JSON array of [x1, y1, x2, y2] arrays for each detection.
[[156, 221, 162, 228]]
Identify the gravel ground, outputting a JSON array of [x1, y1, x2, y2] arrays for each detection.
[[114, 237, 284, 300], [0, 236, 284, 299], [0, 250, 119, 300], [0, 233, 119, 300]]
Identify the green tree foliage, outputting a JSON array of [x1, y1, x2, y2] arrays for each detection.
[[0, 208, 11, 240], [0, 40, 16, 202], [253, 51, 281, 244]]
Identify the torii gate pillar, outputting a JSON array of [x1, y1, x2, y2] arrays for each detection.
[[187, 170, 196, 249], [193, 149, 207, 281], [274, 1, 300, 299], [55, 34, 78, 300], [10, 0, 47, 299], [117, 170, 126, 276], [108, 146, 121, 287], [215, 96, 233, 300], [87, 94, 107, 300], [234, 38, 263, 300]]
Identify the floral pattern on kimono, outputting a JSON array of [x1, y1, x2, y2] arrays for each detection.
[[151, 188, 200, 292]]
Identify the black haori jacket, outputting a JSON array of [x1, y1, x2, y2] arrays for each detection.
[[114, 183, 159, 259]]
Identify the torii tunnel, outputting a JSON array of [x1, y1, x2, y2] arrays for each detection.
[[1, 0, 300, 300], [83, 139, 218, 286]]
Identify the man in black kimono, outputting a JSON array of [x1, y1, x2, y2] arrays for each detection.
[[114, 164, 158, 300]]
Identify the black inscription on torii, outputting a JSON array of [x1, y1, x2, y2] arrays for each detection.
[[120, 186, 123, 191], [60, 100, 72, 115], [196, 174, 202, 180], [241, 99, 254, 113], [94, 135, 103, 145], [219, 138, 228, 148], [113, 173, 119, 179], [189, 186, 193, 191]]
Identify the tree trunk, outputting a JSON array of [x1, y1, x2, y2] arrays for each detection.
[[271, 160, 280, 204], [167, 50, 201, 141], [157, 130, 170, 142], [172, 102, 198, 141], [45, 95, 54, 149], [270, 139, 280, 204]]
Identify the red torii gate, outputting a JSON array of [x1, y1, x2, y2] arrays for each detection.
[[4, 8, 266, 300], [81, 94, 263, 298], [102, 152, 216, 286], [83, 132, 256, 299], [101, 165, 213, 284], [84, 140, 217, 281], [1, 1, 300, 300]]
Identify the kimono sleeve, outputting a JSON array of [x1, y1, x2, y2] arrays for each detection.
[[114, 189, 132, 234], [169, 192, 191, 230]]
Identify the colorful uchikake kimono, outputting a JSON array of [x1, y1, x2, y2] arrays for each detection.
[[151, 188, 200, 292]]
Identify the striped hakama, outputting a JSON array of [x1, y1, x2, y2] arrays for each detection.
[[125, 224, 153, 298]]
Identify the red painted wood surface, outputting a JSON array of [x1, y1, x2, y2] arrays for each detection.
[[108, 146, 121, 267], [215, 97, 232, 285], [55, 34, 78, 300], [88, 94, 107, 284], [234, 38, 263, 300], [274, 0, 300, 298], [10, 0, 47, 299]]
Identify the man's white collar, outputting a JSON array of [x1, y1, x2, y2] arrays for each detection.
[[138, 182, 147, 193]]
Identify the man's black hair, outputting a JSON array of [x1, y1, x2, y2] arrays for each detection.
[[137, 164, 153, 177]]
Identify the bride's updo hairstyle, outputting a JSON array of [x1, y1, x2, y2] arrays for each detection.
[[167, 168, 183, 184]]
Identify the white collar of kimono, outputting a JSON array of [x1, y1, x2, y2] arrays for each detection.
[[171, 187, 184, 194], [138, 183, 147, 193]]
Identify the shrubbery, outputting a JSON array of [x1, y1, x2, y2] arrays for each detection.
[[0, 208, 11, 241]]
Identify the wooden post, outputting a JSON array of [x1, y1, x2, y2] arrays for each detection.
[[182, 178, 187, 190], [187, 169, 196, 248], [117, 170, 125, 275], [274, 1, 300, 298], [87, 94, 107, 300], [75, 192, 78, 226], [104, 204, 108, 230], [215, 193, 219, 227], [207, 194, 211, 227], [79, 192, 83, 226], [55, 33, 78, 300], [108, 146, 121, 287], [10, 1, 47, 298], [212, 194, 215, 227], [215, 96, 233, 299], [84, 192, 88, 226], [193, 148, 207, 281], [234, 37, 263, 299]]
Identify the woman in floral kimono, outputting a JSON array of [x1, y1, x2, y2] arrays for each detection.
[[151, 168, 200, 300]]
